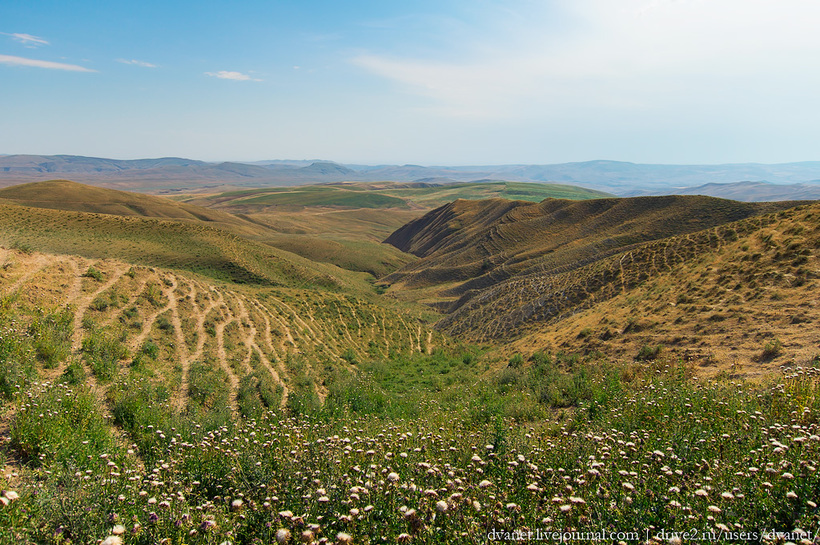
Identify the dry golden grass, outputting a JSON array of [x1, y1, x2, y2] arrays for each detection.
[[383, 196, 819, 378]]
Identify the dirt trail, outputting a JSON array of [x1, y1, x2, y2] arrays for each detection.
[[249, 299, 295, 388], [68, 263, 129, 353], [62, 258, 85, 306], [1, 253, 52, 295], [214, 300, 240, 417], [126, 276, 178, 355], [98, 277, 148, 330], [379, 314, 390, 352], [163, 275, 194, 413], [270, 299, 319, 341], [257, 301, 297, 350], [235, 295, 289, 407], [230, 294, 256, 376]]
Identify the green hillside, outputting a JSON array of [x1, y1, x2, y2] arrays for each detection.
[[185, 180, 612, 212], [0, 203, 357, 290], [178, 180, 610, 277], [2, 182, 820, 544], [0, 180, 270, 239]]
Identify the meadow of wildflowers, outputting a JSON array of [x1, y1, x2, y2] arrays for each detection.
[[1, 252, 819, 544], [2, 343, 820, 543]]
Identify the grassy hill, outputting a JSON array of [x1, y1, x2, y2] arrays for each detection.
[[0, 180, 280, 239], [0, 181, 417, 278], [0, 202, 375, 290], [383, 196, 819, 374], [383, 195, 795, 297], [2, 182, 820, 542], [179, 180, 610, 276], [185, 180, 611, 212]]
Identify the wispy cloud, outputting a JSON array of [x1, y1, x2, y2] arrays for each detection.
[[352, 0, 820, 120], [117, 58, 157, 68], [0, 54, 96, 72], [3, 32, 50, 47], [205, 70, 261, 81]]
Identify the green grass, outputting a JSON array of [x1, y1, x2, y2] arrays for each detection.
[[238, 187, 410, 209], [81, 326, 129, 382], [4, 353, 820, 544], [0, 203, 363, 291], [388, 181, 611, 207], [10, 383, 116, 470], [189, 180, 611, 212]]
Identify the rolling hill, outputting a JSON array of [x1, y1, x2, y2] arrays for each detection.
[[178, 181, 610, 276], [0, 180, 272, 238], [4, 154, 820, 197], [383, 195, 819, 374], [383, 195, 795, 298], [2, 173, 820, 543], [671, 180, 820, 201], [0, 180, 419, 278]]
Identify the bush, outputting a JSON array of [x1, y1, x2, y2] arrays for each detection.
[[82, 267, 103, 281], [60, 359, 86, 385], [508, 353, 524, 368], [340, 348, 359, 365], [761, 338, 783, 360], [140, 339, 159, 359], [11, 241, 33, 255], [635, 344, 663, 362]]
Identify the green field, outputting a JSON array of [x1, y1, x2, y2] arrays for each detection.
[[187, 180, 612, 212]]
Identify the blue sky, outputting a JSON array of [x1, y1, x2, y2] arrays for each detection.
[[2, 0, 820, 165]]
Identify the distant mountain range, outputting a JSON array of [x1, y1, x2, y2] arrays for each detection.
[[2, 154, 820, 200]]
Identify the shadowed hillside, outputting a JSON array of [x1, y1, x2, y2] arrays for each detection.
[[383, 195, 797, 300], [383, 195, 819, 374], [179, 181, 609, 277]]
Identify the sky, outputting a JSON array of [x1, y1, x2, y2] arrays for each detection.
[[2, 0, 820, 165]]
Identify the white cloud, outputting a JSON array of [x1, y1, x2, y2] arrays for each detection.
[[352, 0, 820, 120], [205, 70, 261, 81], [0, 54, 95, 72], [117, 58, 157, 68], [5, 32, 50, 47]]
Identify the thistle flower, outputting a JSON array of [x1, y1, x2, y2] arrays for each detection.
[[2, 491, 19, 502], [275, 528, 291, 543]]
